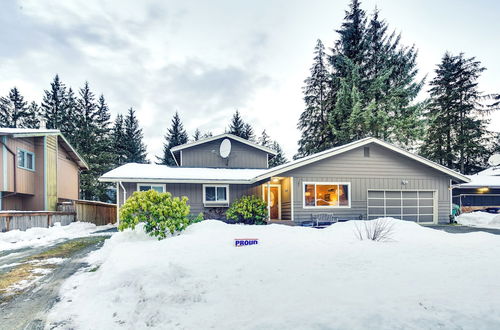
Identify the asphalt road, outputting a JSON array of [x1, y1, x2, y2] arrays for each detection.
[[425, 224, 500, 235], [0, 235, 110, 330]]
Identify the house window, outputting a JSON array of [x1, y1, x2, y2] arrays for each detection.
[[17, 148, 35, 171], [303, 182, 350, 208], [203, 185, 229, 206], [137, 184, 165, 193]]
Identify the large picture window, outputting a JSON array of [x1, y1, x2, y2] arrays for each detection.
[[303, 182, 350, 208], [203, 184, 229, 206], [17, 148, 35, 171], [137, 184, 165, 193]]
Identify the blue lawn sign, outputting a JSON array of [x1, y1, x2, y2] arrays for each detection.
[[234, 238, 259, 247]]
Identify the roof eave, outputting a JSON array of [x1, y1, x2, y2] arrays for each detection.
[[99, 177, 254, 184]]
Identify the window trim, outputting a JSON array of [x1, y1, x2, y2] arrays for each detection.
[[17, 148, 35, 171], [202, 184, 229, 206], [136, 183, 166, 193], [302, 182, 351, 209]]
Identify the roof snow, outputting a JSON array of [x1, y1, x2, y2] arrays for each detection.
[[99, 163, 269, 184]]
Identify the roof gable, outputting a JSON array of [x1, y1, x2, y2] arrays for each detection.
[[170, 133, 277, 156], [0, 128, 89, 170], [254, 137, 470, 183]]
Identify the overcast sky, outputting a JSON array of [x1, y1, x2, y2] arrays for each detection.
[[1, 0, 499, 161]]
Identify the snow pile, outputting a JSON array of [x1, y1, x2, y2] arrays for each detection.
[[457, 211, 500, 229], [46, 219, 500, 329], [0, 222, 114, 251]]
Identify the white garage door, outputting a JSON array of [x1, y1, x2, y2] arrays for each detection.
[[367, 190, 436, 223]]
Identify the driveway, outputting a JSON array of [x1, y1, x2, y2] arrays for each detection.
[[425, 224, 500, 235], [0, 233, 112, 330]]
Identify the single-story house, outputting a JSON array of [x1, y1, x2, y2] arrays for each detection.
[[100, 134, 470, 225], [453, 166, 500, 212], [0, 128, 88, 211]]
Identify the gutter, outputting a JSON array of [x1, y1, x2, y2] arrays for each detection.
[[0, 136, 18, 200]]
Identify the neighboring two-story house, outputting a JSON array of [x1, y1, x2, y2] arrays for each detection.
[[100, 133, 470, 224], [0, 128, 88, 211]]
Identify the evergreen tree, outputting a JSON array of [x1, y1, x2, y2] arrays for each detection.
[[193, 128, 202, 141], [22, 102, 41, 128], [296, 39, 331, 158], [242, 123, 255, 141], [123, 107, 148, 163], [61, 88, 78, 143], [157, 112, 188, 166], [0, 88, 30, 128], [227, 110, 245, 137], [42, 75, 67, 129], [0, 96, 13, 127], [111, 114, 127, 166], [420, 53, 490, 174], [258, 129, 272, 147], [269, 141, 287, 167], [297, 1, 424, 156]]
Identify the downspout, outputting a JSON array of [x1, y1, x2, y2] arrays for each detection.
[[0, 136, 18, 200], [118, 181, 127, 226]]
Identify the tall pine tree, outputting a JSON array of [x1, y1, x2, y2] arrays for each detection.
[[123, 107, 148, 163], [296, 39, 331, 158], [111, 114, 127, 166], [297, 1, 424, 157], [157, 112, 188, 165], [42, 75, 68, 130], [420, 52, 490, 174], [269, 141, 287, 167], [0, 87, 32, 128]]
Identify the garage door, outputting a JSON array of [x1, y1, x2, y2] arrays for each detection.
[[367, 190, 436, 223]]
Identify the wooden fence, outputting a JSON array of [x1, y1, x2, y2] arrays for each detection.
[[72, 200, 117, 226], [0, 200, 116, 233], [0, 211, 75, 232]]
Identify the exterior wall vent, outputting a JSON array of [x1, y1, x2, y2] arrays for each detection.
[[364, 147, 370, 157]]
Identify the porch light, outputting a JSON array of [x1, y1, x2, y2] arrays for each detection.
[[477, 187, 490, 194], [272, 178, 280, 183]]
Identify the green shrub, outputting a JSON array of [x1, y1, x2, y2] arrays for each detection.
[[188, 212, 205, 224], [226, 195, 268, 225], [119, 190, 191, 239]]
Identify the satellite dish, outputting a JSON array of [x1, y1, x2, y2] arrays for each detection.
[[219, 139, 231, 158], [488, 154, 500, 166]]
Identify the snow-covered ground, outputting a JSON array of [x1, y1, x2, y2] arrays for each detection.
[[457, 211, 500, 229], [0, 222, 114, 251], [45, 218, 500, 329]]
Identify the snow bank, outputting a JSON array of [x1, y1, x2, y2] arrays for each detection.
[[47, 219, 500, 329], [457, 211, 500, 229], [0, 222, 114, 251]]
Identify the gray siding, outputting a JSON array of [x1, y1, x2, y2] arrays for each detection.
[[118, 182, 259, 217], [280, 143, 452, 224], [180, 138, 269, 168]]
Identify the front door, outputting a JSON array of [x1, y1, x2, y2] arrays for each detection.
[[264, 185, 280, 220]]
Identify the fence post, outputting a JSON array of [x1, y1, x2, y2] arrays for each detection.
[[6, 216, 11, 231], [47, 214, 52, 228]]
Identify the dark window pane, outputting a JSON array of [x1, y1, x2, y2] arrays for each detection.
[[139, 185, 151, 191], [339, 184, 349, 206], [26, 153, 34, 170], [18, 150, 25, 168], [205, 187, 216, 201]]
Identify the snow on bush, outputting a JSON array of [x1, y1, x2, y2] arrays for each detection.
[[0, 222, 112, 251], [119, 190, 191, 239], [46, 218, 500, 329], [457, 211, 500, 229]]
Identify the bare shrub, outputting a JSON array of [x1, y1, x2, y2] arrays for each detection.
[[354, 218, 395, 242]]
